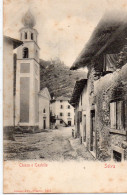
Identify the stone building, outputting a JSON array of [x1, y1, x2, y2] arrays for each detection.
[[70, 13, 127, 161], [70, 78, 97, 158], [3, 36, 23, 138], [50, 96, 74, 127], [70, 79, 87, 139]]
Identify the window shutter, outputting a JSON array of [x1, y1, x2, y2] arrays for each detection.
[[117, 101, 124, 130], [125, 101, 127, 130], [110, 102, 116, 128], [78, 111, 82, 123], [80, 111, 82, 123], [121, 101, 126, 130]]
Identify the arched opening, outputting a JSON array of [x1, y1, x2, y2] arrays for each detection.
[[31, 33, 33, 40], [23, 47, 29, 58], [43, 108, 46, 113], [24, 32, 27, 39]]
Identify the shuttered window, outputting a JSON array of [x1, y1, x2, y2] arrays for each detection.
[[110, 102, 116, 128], [116, 101, 124, 130], [110, 101, 125, 130], [78, 111, 82, 123]]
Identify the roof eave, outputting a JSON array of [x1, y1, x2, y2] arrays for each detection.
[[4, 35, 23, 49]]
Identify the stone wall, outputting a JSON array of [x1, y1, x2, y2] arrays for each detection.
[[94, 64, 127, 161], [85, 67, 97, 155]]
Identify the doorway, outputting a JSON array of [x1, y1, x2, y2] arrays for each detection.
[[90, 110, 95, 152], [83, 115, 86, 142], [68, 121, 71, 126], [77, 111, 81, 138], [43, 119, 46, 129]]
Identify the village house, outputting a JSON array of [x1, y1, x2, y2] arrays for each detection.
[[70, 12, 127, 161], [50, 96, 74, 127], [70, 79, 87, 140], [3, 36, 23, 139], [4, 10, 51, 134], [70, 78, 97, 157]]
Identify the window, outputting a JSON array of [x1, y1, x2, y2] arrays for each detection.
[[113, 150, 122, 162], [81, 95, 82, 105], [68, 113, 70, 117], [68, 105, 70, 109], [25, 32, 27, 39], [23, 48, 29, 58], [60, 120, 63, 124], [110, 101, 125, 130], [60, 105, 63, 109], [43, 109, 46, 113], [60, 100, 63, 102], [60, 113, 63, 116], [78, 111, 82, 123], [31, 33, 33, 40], [103, 54, 118, 73]]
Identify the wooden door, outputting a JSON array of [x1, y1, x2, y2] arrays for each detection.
[[83, 115, 86, 142], [77, 111, 80, 137], [90, 110, 95, 151], [68, 121, 71, 126], [43, 119, 46, 129]]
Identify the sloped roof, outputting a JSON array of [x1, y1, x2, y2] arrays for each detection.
[[38, 87, 51, 100], [4, 35, 23, 49], [69, 79, 87, 107], [70, 11, 127, 70], [56, 96, 70, 101]]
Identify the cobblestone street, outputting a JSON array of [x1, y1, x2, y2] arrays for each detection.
[[4, 127, 95, 161]]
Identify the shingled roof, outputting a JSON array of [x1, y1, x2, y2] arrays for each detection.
[[70, 11, 127, 70], [4, 35, 23, 49], [69, 79, 87, 107], [56, 96, 70, 101]]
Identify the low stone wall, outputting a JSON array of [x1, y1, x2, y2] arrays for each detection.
[[3, 126, 15, 141], [3, 126, 40, 141], [14, 126, 39, 133]]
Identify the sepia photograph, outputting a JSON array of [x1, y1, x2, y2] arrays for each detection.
[[3, 0, 127, 193]]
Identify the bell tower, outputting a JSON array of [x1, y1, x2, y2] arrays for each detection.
[[15, 10, 40, 128]]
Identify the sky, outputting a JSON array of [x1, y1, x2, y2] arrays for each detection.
[[3, 0, 127, 67]]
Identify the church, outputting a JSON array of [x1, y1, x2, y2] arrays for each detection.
[[3, 10, 51, 135]]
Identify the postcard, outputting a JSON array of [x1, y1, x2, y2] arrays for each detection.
[[3, 0, 127, 193]]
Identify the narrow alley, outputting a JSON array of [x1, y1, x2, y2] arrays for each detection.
[[4, 127, 95, 161]]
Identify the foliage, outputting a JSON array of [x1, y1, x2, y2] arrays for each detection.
[[40, 58, 86, 98]]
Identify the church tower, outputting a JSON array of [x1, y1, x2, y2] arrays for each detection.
[[15, 10, 40, 129]]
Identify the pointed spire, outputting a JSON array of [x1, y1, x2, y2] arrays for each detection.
[[22, 9, 36, 28]]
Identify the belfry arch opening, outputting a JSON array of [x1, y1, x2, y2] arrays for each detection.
[[31, 33, 33, 40], [24, 32, 27, 39], [23, 47, 29, 58]]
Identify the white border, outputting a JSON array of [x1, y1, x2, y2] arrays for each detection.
[[0, 0, 3, 194]]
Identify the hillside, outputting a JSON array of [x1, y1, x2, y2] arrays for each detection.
[[40, 58, 87, 98]]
